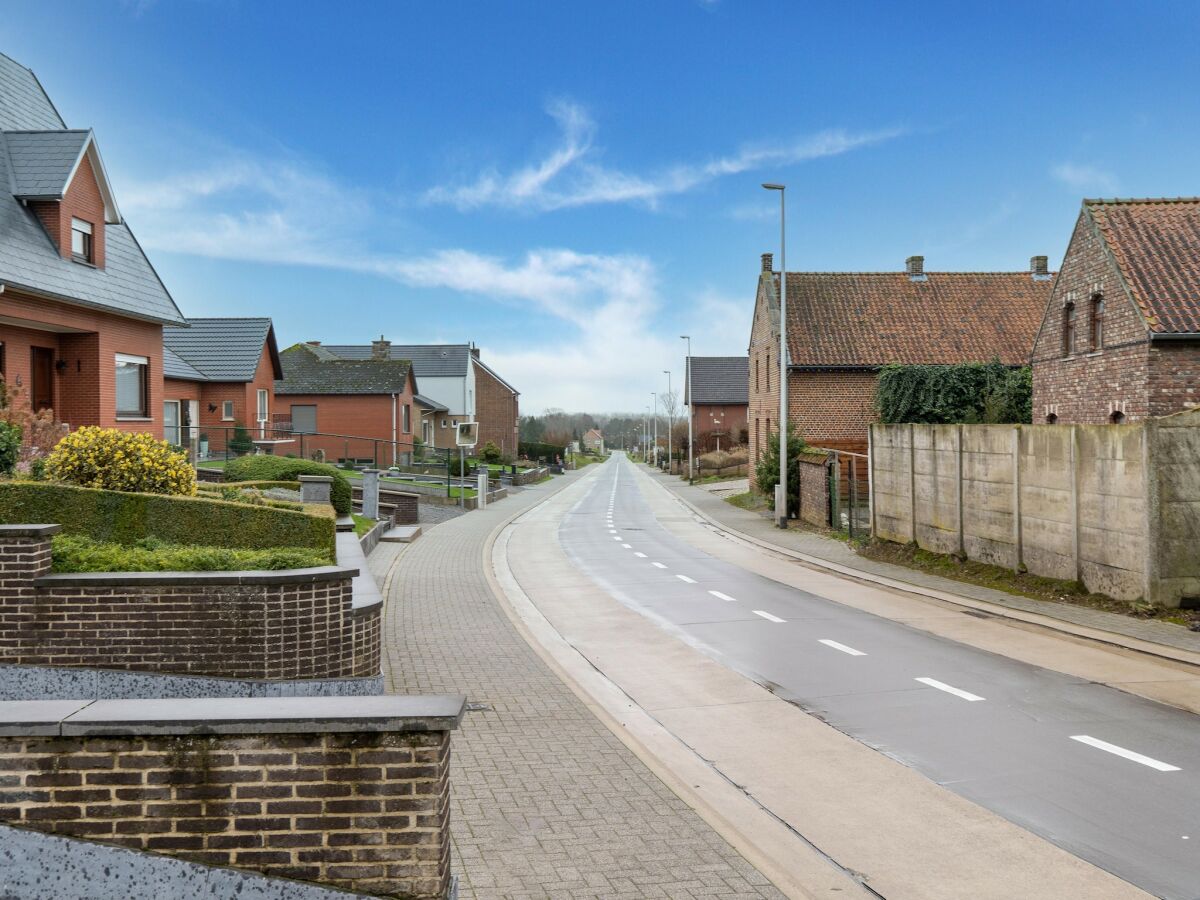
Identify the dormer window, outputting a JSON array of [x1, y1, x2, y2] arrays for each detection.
[[71, 218, 94, 264]]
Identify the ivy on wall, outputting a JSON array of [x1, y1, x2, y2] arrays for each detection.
[[875, 360, 1032, 425]]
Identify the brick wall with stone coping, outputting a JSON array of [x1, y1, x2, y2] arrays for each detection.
[[0, 695, 464, 899], [0, 526, 379, 680], [796, 452, 832, 528]]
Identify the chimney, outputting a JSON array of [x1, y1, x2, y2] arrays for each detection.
[[307, 341, 321, 346], [761, 252, 774, 272], [905, 255, 925, 279], [1030, 255, 1050, 279], [371, 335, 391, 360]]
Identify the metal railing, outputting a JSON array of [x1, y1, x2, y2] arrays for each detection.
[[818, 448, 870, 538]]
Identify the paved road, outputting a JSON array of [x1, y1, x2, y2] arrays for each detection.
[[560, 454, 1200, 900]]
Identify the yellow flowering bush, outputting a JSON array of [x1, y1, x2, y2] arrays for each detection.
[[45, 427, 197, 496]]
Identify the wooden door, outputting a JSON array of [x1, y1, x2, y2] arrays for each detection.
[[30, 347, 54, 412]]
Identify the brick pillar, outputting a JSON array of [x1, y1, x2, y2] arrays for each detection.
[[0, 524, 58, 590]]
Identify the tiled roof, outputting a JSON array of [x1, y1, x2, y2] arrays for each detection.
[[771, 271, 1051, 367], [162, 346, 208, 382], [1085, 198, 1200, 334], [324, 344, 470, 377], [4, 129, 90, 198], [414, 393, 448, 412], [164, 318, 278, 382], [276, 343, 414, 395], [686, 356, 748, 404], [0, 53, 183, 325]]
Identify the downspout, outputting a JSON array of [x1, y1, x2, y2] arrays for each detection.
[[391, 393, 397, 467]]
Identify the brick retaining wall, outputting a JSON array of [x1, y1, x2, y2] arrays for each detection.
[[0, 526, 378, 680]]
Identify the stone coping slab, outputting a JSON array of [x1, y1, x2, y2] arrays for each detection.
[[34, 565, 358, 588], [297, 475, 334, 483], [0, 523, 61, 538], [0, 695, 465, 737]]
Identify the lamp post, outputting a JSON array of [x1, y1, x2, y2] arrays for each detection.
[[681, 335, 693, 484], [663, 370, 672, 475], [762, 182, 788, 528], [651, 392, 658, 466], [644, 406, 650, 462]]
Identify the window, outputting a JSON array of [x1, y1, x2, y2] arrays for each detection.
[[440, 418, 447, 429], [1089, 295, 1105, 351], [401, 403, 411, 434], [291, 405, 317, 434], [222, 400, 234, 421], [115, 353, 148, 418], [71, 218, 93, 264], [1062, 302, 1076, 357], [257, 390, 269, 422]]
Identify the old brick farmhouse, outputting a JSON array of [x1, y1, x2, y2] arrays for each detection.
[[684, 356, 748, 452], [1032, 198, 1200, 423], [747, 252, 1053, 469]]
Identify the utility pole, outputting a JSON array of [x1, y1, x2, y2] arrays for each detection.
[[651, 392, 658, 466], [663, 371, 672, 474], [681, 335, 693, 484], [762, 182, 788, 528]]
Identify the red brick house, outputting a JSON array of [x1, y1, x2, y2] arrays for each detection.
[[0, 52, 186, 437], [1032, 198, 1200, 423], [276, 339, 417, 466], [473, 350, 520, 456], [161, 318, 282, 451], [747, 252, 1052, 473], [582, 428, 604, 452], [684, 356, 748, 452]]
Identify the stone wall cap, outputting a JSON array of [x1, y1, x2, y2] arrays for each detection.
[[297, 475, 335, 483], [0, 695, 466, 737], [0, 524, 62, 538], [34, 566, 358, 588]]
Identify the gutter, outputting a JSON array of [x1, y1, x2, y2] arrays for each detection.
[[391, 393, 398, 467], [0, 280, 186, 327], [1149, 332, 1200, 341]]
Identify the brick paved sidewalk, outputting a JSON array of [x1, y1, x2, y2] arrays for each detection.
[[648, 467, 1200, 657], [373, 471, 783, 900]]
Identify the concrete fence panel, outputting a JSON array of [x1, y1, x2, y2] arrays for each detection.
[[912, 425, 961, 556], [1153, 412, 1200, 606], [961, 425, 1019, 570], [869, 425, 913, 544], [1017, 426, 1076, 582]]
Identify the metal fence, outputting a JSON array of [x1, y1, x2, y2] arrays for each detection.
[[823, 449, 870, 538]]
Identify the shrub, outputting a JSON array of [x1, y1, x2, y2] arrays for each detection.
[[448, 455, 471, 477], [876, 361, 1032, 425], [0, 481, 335, 557], [45, 427, 196, 495], [228, 422, 256, 455], [479, 441, 503, 464], [0, 421, 20, 476], [519, 440, 566, 462], [50, 534, 330, 573], [754, 424, 808, 511], [699, 450, 731, 471], [223, 455, 352, 515], [726, 449, 749, 467]]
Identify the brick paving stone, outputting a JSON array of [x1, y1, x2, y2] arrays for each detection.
[[653, 467, 1200, 655], [375, 472, 783, 900]]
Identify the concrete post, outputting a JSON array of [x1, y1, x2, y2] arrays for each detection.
[[956, 425, 965, 558], [867, 425, 875, 537], [298, 475, 333, 506], [362, 469, 380, 520], [908, 423, 917, 544], [1070, 426, 1082, 584], [477, 471, 489, 507], [1012, 426, 1023, 573], [1141, 420, 1160, 605]]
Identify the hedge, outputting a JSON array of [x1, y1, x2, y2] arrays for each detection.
[[0, 481, 335, 557], [519, 441, 566, 461], [50, 534, 331, 573], [197, 480, 301, 492], [876, 361, 1032, 425], [223, 456, 352, 515]]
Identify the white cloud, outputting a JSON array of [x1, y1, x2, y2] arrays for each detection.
[[1052, 162, 1119, 195], [425, 99, 903, 212]]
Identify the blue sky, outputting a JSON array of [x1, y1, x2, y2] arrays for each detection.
[[4, 1, 1200, 413]]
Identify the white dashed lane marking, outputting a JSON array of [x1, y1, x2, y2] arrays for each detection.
[[708, 591, 737, 602], [652, 562, 668, 569], [819, 639, 866, 657], [1070, 735, 1181, 772], [915, 677, 985, 702], [676, 574, 696, 584], [752, 610, 785, 623], [635, 552, 647, 558]]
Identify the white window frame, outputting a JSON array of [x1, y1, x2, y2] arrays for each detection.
[[71, 218, 94, 264], [222, 400, 235, 421], [402, 403, 411, 434], [441, 418, 447, 429], [114, 353, 149, 419], [257, 389, 269, 437]]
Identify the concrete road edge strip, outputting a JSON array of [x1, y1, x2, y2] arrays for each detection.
[[653, 471, 1200, 672], [480, 469, 873, 900]]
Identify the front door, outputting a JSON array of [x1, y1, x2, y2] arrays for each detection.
[[30, 347, 54, 412]]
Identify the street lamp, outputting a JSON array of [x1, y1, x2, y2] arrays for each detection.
[[663, 370, 672, 475], [763, 182, 788, 528], [651, 392, 658, 466], [681, 335, 693, 484]]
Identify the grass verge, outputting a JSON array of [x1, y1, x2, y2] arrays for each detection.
[[724, 491, 768, 512]]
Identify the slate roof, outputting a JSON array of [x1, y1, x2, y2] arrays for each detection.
[[686, 356, 748, 405], [767, 271, 1051, 367], [1085, 198, 1200, 334], [0, 52, 183, 325], [414, 393, 448, 412], [276, 343, 414, 395], [4, 129, 91, 198], [324, 343, 470, 377], [162, 346, 208, 382], [163, 318, 280, 382]]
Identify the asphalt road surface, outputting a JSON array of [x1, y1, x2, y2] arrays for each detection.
[[559, 454, 1200, 900]]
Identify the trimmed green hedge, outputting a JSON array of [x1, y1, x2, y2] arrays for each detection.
[[0, 481, 335, 557], [197, 480, 301, 492], [876, 361, 1032, 425], [223, 456, 352, 515], [519, 441, 566, 461], [50, 534, 331, 573]]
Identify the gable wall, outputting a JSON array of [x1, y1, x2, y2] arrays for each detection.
[[1031, 212, 1151, 423], [747, 276, 779, 488], [30, 153, 106, 266], [475, 362, 519, 455]]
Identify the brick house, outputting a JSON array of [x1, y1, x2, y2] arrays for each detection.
[[747, 252, 1052, 478], [684, 356, 748, 452], [275, 339, 417, 465], [0, 52, 186, 437], [1031, 198, 1200, 423], [582, 428, 604, 452], [161, 318, 282, 450], [319, 341, 519, 455]]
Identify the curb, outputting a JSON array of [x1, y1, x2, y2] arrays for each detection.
[[644, 467, 1200, 672]]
